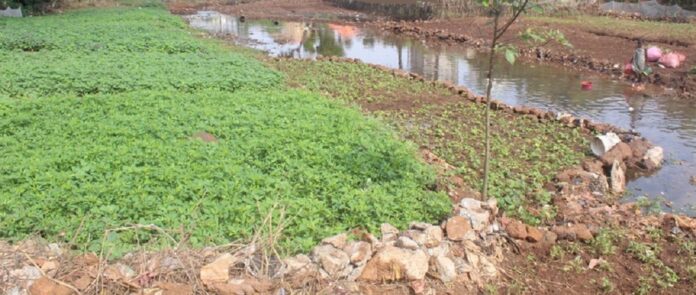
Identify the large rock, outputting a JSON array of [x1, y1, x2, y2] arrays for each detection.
[[610, 160, 626, 194], [525, 226, 543, 243], [322, 233, 348, 249], [359, 246, 429, 282], [445, 216, 472, 241], [432, 256, 457, 283], [200, 253, 237, 285], [581, 158, 605, 175], [552, 224, 593, 242], [427, 241, 450, 258], [423, 226, 443, 248], [459, 198, 491, 231], [642, 146, 664, 170], [343, 241, 372, 265], [312, 245, 351, 279], [283, 254, 316, 277], [600, 142, 632, 166], [395, 236, 419, 250], [505, 220, 527, 240]]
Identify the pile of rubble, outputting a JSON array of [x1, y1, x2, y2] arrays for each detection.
[[1, 198, 507, 295]]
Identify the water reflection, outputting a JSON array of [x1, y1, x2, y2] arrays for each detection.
[[185, 11, 696, 213]]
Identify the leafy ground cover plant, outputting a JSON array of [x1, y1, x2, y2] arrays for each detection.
[[0, 8, 450, 254], [0, 8, 281, 97], [272, 58, 588, 224]]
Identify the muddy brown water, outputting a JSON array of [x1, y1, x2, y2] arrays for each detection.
[[185, 11, 696, 214]]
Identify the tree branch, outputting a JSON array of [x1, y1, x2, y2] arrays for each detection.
[[495, 0, 530, 40]]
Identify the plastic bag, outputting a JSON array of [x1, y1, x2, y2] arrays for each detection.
[[646, 47, 662, 62], [659, 52, 682, 68]]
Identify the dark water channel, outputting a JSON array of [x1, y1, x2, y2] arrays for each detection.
[[185, 11, 696, 214]]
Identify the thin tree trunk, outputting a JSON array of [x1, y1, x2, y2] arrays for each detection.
[[482, 8, 500, 200]]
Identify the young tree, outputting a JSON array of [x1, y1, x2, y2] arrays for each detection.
[[478, 0, 530, 200], [477, 1, 571, 202]]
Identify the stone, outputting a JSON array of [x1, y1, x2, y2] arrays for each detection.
[[343, 241, 372, 265], [161, 257, 183, 271], [581, 158, 605, 175], [452, 257, 473, 273], [445, 216, 472, 241], [11, 265, 41, 281], [610, 160, 626, 194], [427, 241, 450, 258], [359, 246, 429, 282], [480, 259, 498, 278], [409, 222, 431, 230], [29, 277, 74, 295], [573, 224, 594, 241], [552, 224, 593, 242], [628, 138, 651, 159], [484, 198, 499, 216], [600, 142, 632, 166], [505, 220, 527, 240], [642, 146, 664, 170], [674, 215, 696, 231], [690, 176, 696, 186], [410, 279, 426, 294], [283, 254, 313, 275], [380, 223, 399, 242], [540, 230, 558, 248], [433, 256, 457, 283], [552, 225, 574, 240], [200, 253, 237, 285], [40, 260, 60, 272], [423, 226, 443, 248], [405, 229, 427, 246], [311, 245, 351, 279], [322, 233, 348, 249], [459, 198, 491, 231], [396, 236, 420, 250], [525, 226, 543, 243]]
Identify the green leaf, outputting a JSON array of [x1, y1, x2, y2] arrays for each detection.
[[504, 48, 517, 64]]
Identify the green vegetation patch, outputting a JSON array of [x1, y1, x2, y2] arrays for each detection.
[[0, 8, 450, 253], [379, 103, 587, 224], [0, 89, 449, 254], [271, 58, 588, 224], [272, 58, 453, 103], [0, 8, 280, 97]]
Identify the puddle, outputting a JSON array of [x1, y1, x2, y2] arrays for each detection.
[[185, 11, 696, 214]]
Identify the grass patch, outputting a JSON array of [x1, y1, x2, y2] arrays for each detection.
[[0, 8, 451, 254]]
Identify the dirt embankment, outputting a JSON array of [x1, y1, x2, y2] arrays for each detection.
[[375, 17, 696, 99]]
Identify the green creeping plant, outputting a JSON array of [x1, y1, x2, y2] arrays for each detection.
[[0, 8, 450, 255]]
